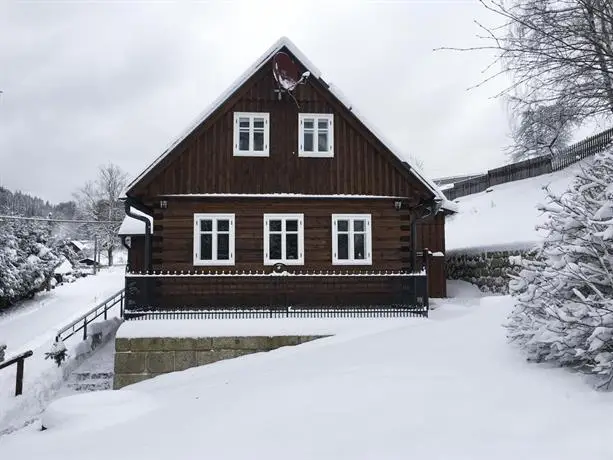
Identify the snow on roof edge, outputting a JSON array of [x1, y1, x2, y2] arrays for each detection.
[[158, 193, 406, 199], [118, 208, 154, 236], [123, 36, 450, 210]]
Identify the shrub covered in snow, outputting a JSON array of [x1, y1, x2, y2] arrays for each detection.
[[0, 219, 89, 309], [45, 340, 68, 367], [508, 148, 613, 388], [0, 343, 6, 362]]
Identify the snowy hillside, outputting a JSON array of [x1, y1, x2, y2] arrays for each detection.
[[445, 160, 592, 252], [2, 289, 612, 459]]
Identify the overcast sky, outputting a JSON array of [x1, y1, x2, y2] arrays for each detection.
[[0, 0, 513, 203]]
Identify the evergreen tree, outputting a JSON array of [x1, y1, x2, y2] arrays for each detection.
[[508, 145, 613, 388]]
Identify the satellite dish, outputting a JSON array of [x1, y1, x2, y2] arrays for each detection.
[[272, 52, 300, 91], [272, 52, 310, 108]]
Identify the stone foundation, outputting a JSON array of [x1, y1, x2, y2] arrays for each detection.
[[446, 246, 539, 294], [114, 335, 326, 389]]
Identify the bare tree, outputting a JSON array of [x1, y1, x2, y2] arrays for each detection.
[[439, 0, 613, 158], [74, 163, 128, 267], [507, 100, 576, 161]]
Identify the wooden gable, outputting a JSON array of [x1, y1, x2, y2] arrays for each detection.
[[126, 43, 436, 206]]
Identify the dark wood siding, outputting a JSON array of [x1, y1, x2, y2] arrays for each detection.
[[130, 47, 431, 204], [127, 236, 145, 273], [151, 197, 407, 273]]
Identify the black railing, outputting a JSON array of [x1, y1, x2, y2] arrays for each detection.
[[0, 350, 34, 396], [124, 271, 428, 320], [55, 289, 125, 342], [127, 307, 427, 320]]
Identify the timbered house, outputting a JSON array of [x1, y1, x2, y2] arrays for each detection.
[[121, 37, 455, 316]]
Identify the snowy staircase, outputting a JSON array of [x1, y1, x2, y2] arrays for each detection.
[[65, 371, 113, 393]]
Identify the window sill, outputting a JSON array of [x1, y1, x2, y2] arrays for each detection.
[[193, 260, 236, 266], [332, 260, 373, 266], [298, 152, 334, 158], [233, 151, 269, 157]]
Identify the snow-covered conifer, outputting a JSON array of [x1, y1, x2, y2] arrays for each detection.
[[508, 146, 613, 388]]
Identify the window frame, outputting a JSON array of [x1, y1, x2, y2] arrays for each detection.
[[298, 113, 334, 158], [331, 214, 372, 265], [233, 112, 270, 157], [193, 213, 235, 266], [263, 213, 305, 266]]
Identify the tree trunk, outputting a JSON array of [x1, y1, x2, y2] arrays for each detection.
[[107, 247, 113, 266], [584, 0, 613, 112]]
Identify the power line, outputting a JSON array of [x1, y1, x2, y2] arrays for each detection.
[[0, 215, 121, 224]]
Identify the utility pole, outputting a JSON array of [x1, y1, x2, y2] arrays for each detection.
[[93, 235, 98, 275]]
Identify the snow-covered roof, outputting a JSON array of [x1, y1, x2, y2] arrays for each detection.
[[70, 241, 86, 251], [118, 208, 153, 236], [124, 37, 452, 212], [54, 258, 73, 275]]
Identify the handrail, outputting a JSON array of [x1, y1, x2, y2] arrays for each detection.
[[0, 350, 34, 396], [55, 289, 125, 343]]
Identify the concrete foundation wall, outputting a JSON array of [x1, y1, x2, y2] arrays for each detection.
[[114, 335, 326, 389]]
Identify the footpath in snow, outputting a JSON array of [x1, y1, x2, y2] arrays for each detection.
[[2, 280, 612, 460], [0, 267, 124, 435]]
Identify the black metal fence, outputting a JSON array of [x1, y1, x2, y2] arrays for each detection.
[[124, 271, 429, 319], [443, 127, 613, 200]]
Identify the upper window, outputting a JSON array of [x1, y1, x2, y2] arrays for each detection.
[[332, 214, 372, 265], [193, 213, 235, 266], [264, 214, 304, 265], [298, 113, 334, 157], [233, 112, 270, 157]]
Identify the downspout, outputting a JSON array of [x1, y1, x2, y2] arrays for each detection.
[[124, 198, 152, 273]]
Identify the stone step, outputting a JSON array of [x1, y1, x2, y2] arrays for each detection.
[[73, 372, 114, 381], [67, 381, 112, 392]]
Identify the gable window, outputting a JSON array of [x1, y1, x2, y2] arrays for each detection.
[[264, 213, 304, 265], [332, 214, 372, 265], [298, 113, 334, 157], [193, 213, 235, 266], [233, 112, 270, 157]]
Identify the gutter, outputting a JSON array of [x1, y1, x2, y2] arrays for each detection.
[[123, 198, 153, 272]]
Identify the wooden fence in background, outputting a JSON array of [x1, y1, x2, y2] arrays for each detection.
[[441, 127, 613, 201]]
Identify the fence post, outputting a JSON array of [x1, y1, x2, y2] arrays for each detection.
[[15, 358, 24, 396], [83, 318, 88, 340]]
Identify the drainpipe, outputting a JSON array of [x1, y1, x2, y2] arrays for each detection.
[[124, 198, 152, 273]]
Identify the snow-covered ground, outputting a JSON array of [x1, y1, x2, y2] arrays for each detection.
[[0, 267, 124, 434], [446, 160, 591, 252], [0, 267, 124, 355], [3, 282, 612, 459]]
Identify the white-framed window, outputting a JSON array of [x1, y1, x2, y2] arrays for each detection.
[[332, 214, 372, 265], [263, 213, 304, 265], [298, 113, 334, 157], [233, 112, 270, 157], [193, 213, 235, 266]]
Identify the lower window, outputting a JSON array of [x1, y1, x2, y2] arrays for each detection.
[[193, 213, 235, 266], [264, 213, 304, 265], [332, 214, 372, 265]]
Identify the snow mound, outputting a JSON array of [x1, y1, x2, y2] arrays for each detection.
[[42, 390, 157, 432]]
